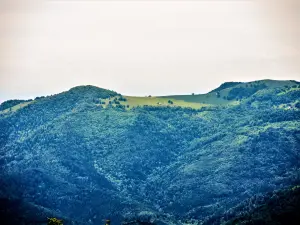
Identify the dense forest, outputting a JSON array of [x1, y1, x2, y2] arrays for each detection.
[[0, 80, 299, 224]]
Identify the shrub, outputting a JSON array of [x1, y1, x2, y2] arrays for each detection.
[[48, 218, 63, 225], [118, 96, 127, 101]]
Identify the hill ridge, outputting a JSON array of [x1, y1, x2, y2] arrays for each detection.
[[0, 78, 299, 224]]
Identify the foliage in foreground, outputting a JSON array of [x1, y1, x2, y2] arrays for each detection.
[[204, 185, 300, 225]]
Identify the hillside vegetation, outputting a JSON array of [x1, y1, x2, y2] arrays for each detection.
[[0, 80, 299, 225]]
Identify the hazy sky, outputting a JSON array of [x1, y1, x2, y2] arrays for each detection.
[[0, 0, 299, 102]]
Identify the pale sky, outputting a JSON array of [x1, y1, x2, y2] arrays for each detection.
[[0, 0, 299, 102]]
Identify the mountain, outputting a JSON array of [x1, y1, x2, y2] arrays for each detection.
[[0, 80, 299, 225]]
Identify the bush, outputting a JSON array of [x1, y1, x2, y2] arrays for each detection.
[[48, 218, 63, 225], [119, 96, 127, 101]]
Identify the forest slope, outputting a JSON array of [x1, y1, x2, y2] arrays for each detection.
[[0, 80, 299, 224]]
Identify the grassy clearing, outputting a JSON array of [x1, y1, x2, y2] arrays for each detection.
[[100, 96, 209, 109], [124, 96, 209, 109], [0, 101, 33, 114], [160, 92, 238, 105]]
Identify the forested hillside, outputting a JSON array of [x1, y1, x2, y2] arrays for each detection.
[[0, 80, 299, 225]]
